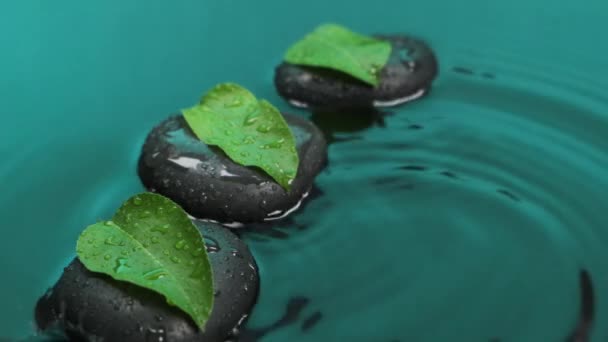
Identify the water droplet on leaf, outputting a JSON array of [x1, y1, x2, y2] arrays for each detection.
[[143, 268, 168, 281], [105, 236, 125, 246], [175, 239, 187, 250], [151, 225, 170, 234], [256, 124, 272, 133], [114, 258, 130, 273]]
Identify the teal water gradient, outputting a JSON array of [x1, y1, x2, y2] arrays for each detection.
[[1, 1, 608, 341]]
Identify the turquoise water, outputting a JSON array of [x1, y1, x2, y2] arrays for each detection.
[[2, 1, 608, 341]]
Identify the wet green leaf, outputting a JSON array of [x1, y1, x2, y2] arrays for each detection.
[[76, 193, 213, 330], [182, 83, 299, 190], [284, 23, 392, 87]]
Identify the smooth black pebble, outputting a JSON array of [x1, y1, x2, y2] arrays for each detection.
[[35, 221, 259, 342], [138, 114, 327, 225], [274, 35, 438, 109]]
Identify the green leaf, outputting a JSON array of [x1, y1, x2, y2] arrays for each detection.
[[76, 193, 214, 330], [284, 23, 392, 87], [182, 83, 299, 190]]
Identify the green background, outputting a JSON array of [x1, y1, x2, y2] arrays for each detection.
[[1, 1, 607, 341]]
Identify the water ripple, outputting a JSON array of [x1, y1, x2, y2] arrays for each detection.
[[244, 52, 608, 341]]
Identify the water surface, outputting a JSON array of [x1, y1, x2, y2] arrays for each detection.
[[1, 1, 608, 341]]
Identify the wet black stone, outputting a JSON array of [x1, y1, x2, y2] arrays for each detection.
[[35, 221, 259, 342], [274, 35, 438, 109], [137, 114, 327, 225]]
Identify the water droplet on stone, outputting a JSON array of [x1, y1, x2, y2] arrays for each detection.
[[203, 237, 220, 253]]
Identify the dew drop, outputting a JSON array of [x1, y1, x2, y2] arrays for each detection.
[[151, 236, 160, 244], [256, 124, 272, 133], [203, 237, 220, 253], [242, 136, 256, 144], [104, 220, 114, 226], [175, 239, 187, 250], [265, 138, 285, 149], [133, 197, 143, 206], [176, 232, 183, 238], [170, 256, 181, 264], [151, 224, 170, 234], [143, 268, 168, 281], [105, 236, 125, 246], [244, 116, 258, 126], [114, 258, 130, 273], [230, 249, 243, 259], [104, 254, 112, 261], [163, 250, 170, 256]]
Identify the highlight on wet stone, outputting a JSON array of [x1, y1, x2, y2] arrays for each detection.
[[35, 220, 259, 342], [138, 95, 327, 225], [274, 23, 438, 109]]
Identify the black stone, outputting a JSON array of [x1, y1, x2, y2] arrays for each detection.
[[35, 221, 259, 342], [274, 35, 438, 109], [137, 114, 327, 225]]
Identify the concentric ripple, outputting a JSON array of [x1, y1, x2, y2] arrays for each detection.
[[4, 48, 608, 342], [241, 53, 608, 342]]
